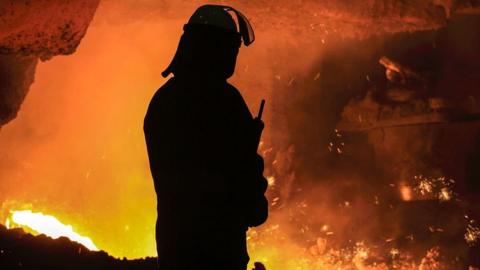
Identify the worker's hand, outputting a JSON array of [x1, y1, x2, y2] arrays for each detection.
[[253, 262, 266, 270], [251, 118, 264, 152], [253, 117, 264, 132]]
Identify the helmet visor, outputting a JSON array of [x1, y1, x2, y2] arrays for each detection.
[[222, 6, 255, 46]]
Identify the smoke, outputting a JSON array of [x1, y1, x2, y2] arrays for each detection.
[[1, 0, 478, 267], [0, 0, 316, 259]]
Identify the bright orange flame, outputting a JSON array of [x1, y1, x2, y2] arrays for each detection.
[[9, 210, 98, 251]]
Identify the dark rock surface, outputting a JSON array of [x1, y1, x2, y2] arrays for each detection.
[[0, 55, 37, 128], [0, 0, 100, 60], [0, 224, 157, 270], [0, 0, 100, 128]]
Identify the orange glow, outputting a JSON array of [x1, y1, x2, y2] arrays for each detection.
[[399, 184, 413, 201], [9, 210, 98, 251], [0, 1, 475, 269], [0, 1, 283, 259]]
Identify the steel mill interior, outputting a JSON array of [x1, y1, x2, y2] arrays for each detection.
[[1, 0, 480, 269]]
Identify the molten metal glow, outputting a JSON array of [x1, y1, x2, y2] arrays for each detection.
[[400, 184, 413, 201], [10, 210, 98, 251]]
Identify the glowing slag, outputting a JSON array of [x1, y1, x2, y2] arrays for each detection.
[[9, 210, 98, 251]]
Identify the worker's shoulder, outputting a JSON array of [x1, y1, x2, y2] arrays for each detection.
[[145, 79, 177, 122], [224, 82, 246, 102], [151, 78, 176, 103], [225, 81, 241, 94], [225, 82, 253, 118]]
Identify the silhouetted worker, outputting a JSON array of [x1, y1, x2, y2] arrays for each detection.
[[144, 5, 268, 270]]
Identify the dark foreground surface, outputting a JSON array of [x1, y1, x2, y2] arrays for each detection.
[[0, 224, 157, 270], [0, 225, 269, 270]]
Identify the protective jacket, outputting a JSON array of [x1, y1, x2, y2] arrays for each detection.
[[144, 74, 268, 269]]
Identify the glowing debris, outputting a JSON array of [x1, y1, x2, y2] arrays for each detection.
[[266, 176, 276, 186], [390, 248, 400, 258], [438, 187, 451, 201], [419, 247, 441, 270], [412, 175, 456, 201], [465, 224, 480, 246], [418, 178, 433, 195]]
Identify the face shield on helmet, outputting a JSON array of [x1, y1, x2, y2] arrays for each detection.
[[186, 5, 255, 46], [223, 6, 255, 46]]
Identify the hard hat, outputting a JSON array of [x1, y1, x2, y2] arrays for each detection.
[[188, 5, 237, 32], [185, 5, 255, 46]]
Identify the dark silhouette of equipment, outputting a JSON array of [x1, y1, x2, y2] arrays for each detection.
[[253, 99, 265, 150]]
